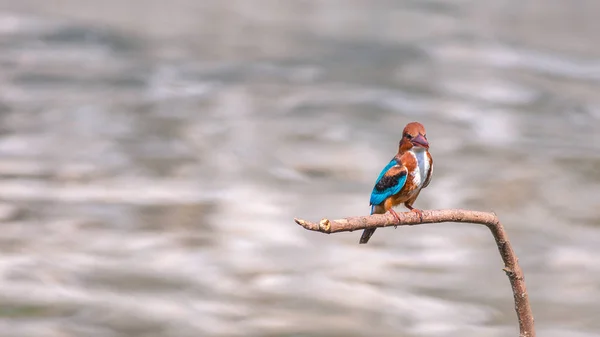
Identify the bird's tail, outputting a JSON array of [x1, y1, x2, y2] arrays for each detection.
[[359, 205, 382, 244]]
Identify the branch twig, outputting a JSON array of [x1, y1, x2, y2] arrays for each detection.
[[294, 209, 535, 337]]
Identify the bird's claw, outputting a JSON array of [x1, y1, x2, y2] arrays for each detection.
[[411, 208, 424, 222], [388, 209, 402, 228]]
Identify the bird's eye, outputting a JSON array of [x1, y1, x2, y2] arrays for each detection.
[[404, 133, 412, 139]]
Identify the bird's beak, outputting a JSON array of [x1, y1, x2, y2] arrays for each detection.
[[411, 134, 429, 149]]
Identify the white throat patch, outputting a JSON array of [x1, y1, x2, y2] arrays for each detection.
[[409, 147, 430, 189]]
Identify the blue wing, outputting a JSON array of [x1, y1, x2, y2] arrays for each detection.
[[369, 158, 407, 208]]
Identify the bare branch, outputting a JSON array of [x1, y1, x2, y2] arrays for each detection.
[[294, 209, 535, 337]]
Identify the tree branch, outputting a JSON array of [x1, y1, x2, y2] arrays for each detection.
[[294, 209, 535, 337]]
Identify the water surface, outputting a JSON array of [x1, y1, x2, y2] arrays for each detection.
[[0, 1, 598, 336]]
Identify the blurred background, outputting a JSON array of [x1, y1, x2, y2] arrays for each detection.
[[0, 1, 598, 336]]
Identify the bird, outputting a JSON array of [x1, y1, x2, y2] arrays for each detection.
[[359, 122, 433, 244]]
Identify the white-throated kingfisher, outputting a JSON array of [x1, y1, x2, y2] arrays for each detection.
[[360, 122, 433, 244]]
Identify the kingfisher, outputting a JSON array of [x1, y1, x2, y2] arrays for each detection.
[[359, 122, 433, 244]]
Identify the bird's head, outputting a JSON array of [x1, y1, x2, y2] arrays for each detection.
[[399, 122, 429, 152]]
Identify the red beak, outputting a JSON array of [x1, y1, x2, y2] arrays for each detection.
[[411, 134, 429, 149]]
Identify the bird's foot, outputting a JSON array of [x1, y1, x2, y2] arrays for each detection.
[[388, 209, 402, 228], [410, 208, 424, 222], [404, 204, 424, 222]]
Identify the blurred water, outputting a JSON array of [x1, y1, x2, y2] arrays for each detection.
[[0, 1, 598, 336]]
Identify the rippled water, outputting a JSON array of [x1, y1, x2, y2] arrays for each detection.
[[0, 1, 599, 336]]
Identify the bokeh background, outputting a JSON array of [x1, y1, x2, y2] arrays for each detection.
[[0, 1, 598, 336]]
